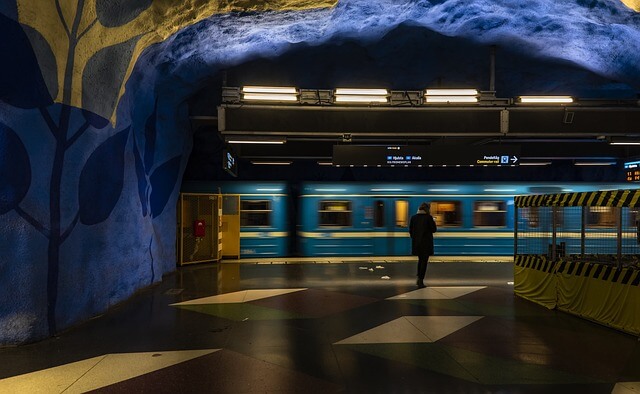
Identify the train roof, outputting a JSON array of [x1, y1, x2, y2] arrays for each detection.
[[182, 181, 640, 196]]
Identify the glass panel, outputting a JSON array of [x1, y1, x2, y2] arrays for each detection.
[[222, 195, 239, 215], [395, 200, 408, 227], [240, 200, 271, 227], [474, 201, 506, 227], [319, 200, 352, 227], [431, 201, 462, 227]]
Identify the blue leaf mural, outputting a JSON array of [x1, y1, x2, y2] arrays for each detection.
[[78, 127, 130, 225], [82, 109, 110, 129], [149, 155, 181, 218], [133, 134, 148, 217], [0, 13, 52, 108], [0, 122, 31, 215], [144, 99, 158, 171]]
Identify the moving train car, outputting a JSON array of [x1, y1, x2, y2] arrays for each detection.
[[181, 181, 639, 258]]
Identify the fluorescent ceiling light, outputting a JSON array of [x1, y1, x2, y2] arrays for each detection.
[[428, 188, 459, 192], [334, 88, 389, 104], [610, 141, 640, 145], [484, 188, 517, 192], [335, 88, 388, 95], [256, 188, 282, 191], [242, 86, 297, 94], [425, 96, 478, 103], [574, 161, 616, 166], [335, 95, 388, 103], [241, 86, 298, 102], [226, 137, 286, 144], [518, 96, 573, 104], [242, 93, 298, 101], [250, 161, 292, 165], [371, 188, 403, 191], [425, 89, 478, 96], [520, 162, 552, 166], [316, 188, 346, 192], [317, 161, 333, 166]]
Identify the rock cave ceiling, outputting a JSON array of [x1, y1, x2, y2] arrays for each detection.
[[154, 0, 640, 162]]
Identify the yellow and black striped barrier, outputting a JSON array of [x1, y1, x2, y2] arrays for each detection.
[[515, 255, 640, 335], [515, 189, 640, 208], [514, 255, 559, 309]]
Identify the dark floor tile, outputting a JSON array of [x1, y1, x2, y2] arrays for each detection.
[[250, 288, 379, 318], [2, 261, 639, 394], [89, 349, 344, 393]]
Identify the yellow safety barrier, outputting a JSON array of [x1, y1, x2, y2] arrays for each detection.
[[514, 255, 640, 336], [514, 255, 558, 309], [556, 261, 640, 336]]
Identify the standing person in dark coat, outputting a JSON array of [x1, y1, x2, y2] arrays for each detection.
[[409, 202, 437, 288]]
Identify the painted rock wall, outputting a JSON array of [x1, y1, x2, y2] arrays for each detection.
[[0, 0, 335, 344], [1, 0, 639, 344]]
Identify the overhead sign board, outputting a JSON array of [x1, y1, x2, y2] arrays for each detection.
[[332, 145, 520, 167], [624, 160, 640, 182]]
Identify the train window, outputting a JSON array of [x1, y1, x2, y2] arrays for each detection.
[[431, 201, 461, 227], [396, 200, 408, 227], [474, 201, 507, 227], [524, 207, 539, 228], [319, 200, 352, 227], [374, 200, 385, 227], [629, 208, 640, 227], [523, 207, 563, 228], [240, 200, 271, 227], [587, 206, 616, 228]]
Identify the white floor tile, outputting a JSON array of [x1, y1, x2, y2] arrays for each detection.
[[171, 288, 306, 305], [242, 288, 306, 302], [334, 317, 429, 345], [0, 356, 104, 394], [334, 316, 483, 345], [0, 350, 219, 394], [387, 286, 486, 300], [613, 382, 640, 394], [405, 316, 483, 342]]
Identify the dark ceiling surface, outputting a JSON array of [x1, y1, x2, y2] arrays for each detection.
[[185, 21, 640, 181]]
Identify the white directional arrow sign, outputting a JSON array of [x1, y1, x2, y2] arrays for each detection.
[[511, 156, 519, 163]]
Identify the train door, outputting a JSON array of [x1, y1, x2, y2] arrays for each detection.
[[373, 199, 409, 256]]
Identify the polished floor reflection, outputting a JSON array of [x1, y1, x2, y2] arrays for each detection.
[[1, 261, 639, 393]]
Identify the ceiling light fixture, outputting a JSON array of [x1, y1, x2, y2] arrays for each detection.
[[250, 161, 292, 165], [226, 136, 286, 144], [519, 162, 552, 166], [334, 88, 389, 104], [610, 138, 640, 145], [574, 161, 617, 166], [518, 95, 573, 104], [425, 89, 478, 96], [241, 86, 298, 102], [424, 89, 479, 104]]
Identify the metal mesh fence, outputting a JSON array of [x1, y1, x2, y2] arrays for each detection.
[[516, 202, 640, 267]]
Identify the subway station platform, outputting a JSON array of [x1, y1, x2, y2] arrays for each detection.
[[1, 260, 640, 393]]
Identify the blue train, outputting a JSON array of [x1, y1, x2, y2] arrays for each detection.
[[181, 181, 639, 258]]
